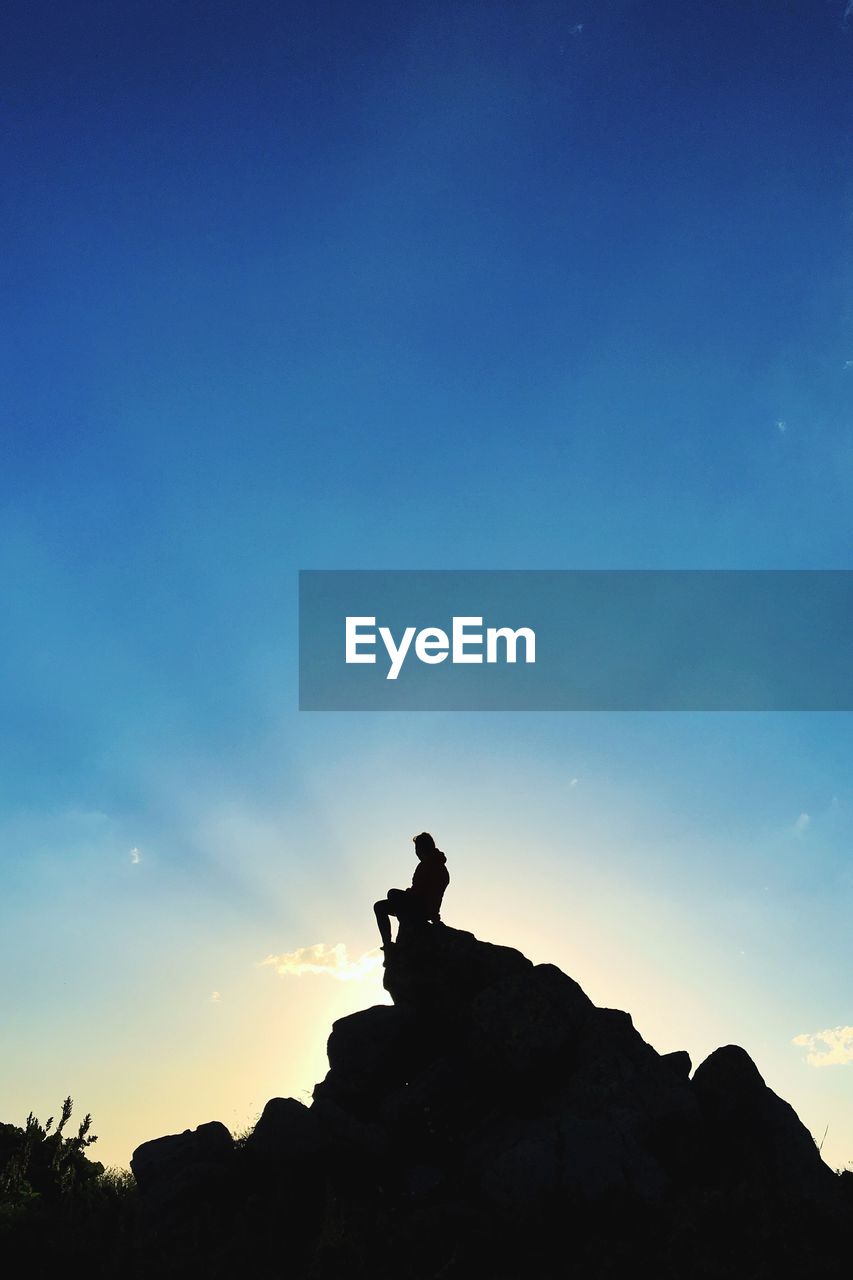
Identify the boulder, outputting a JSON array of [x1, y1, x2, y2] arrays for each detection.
[[243, 1096, 328, 1170], [691, 1044, 837, 1203], [661, 1049, 692, 1079], [382, 925, 532, 1022], [131, 1120, 234, 1215], [466, 963, 594, 1081], [309, 1094, 390, 1183], [554, 1008, 702, 1179], [313, 1003, 414, 1114]]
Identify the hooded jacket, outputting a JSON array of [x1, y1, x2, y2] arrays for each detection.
[[409, 847, 449, 920]]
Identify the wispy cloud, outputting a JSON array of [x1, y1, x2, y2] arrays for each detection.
[[775, 419, 787, 434], [793, 812, 810, 835], [569, 777, 579, 787], [261, 942, 382, 981], [844, 2, 853, 29], [210, 990, 221, 1003], [129, 846, 142, 864], [793, 1027, 853, 1067]]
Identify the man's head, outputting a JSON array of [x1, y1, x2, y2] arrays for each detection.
[[413, 832, 436, 860]]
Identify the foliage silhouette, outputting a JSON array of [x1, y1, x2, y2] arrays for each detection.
[[0, 1097, 138, 1276]]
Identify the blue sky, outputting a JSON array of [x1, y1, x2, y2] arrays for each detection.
[[2, 0, 853, 1170]]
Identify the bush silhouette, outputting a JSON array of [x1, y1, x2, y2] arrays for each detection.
[[0, 1096, 140, 1277], [0, 1095, 101, 1211]]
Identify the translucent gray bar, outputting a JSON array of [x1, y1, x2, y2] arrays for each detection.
[[298, 571, 853, 711]]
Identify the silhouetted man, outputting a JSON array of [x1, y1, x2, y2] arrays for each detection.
[[374, 832, 449, 949]]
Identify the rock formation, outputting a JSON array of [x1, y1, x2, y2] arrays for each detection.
[[131, 924, 848, 1278]]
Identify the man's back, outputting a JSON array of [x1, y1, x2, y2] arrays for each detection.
[[410, 845, 449, 920]]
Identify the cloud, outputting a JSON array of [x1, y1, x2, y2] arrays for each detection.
[[210, 991, 221, 1003], [775, 419, 787, 434], [129, 847, 141, 864], [261, 942, 382, 982], [793, 1027, 853, 1067], [793, 812, 810, 834], [845, 2, 853, 29], [569, 777, 579, 787]]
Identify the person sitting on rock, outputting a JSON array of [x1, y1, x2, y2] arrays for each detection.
[[374, 832, 449, 950]]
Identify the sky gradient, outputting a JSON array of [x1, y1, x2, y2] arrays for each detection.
[[2, 0, 853, 1171]]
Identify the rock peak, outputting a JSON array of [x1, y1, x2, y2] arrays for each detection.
[[131, 924, 848, 1277]]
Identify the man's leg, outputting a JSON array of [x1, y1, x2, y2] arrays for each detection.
[[374, 898, 393, 947], [390, 888, 428, 942]]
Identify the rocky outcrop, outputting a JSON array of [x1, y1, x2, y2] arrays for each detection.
[[130, 924, 847, 1277]]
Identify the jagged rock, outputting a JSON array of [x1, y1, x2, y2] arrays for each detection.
[[692, 1044, 837, 1203], [467, 963, 594, 1081], [463, 1001, 701, 1204], [309, 1094, 390, 1182], [661, 1049, 692, 1078], [382, 924, 532, 1021], [564, 1009, 695, 1120], [556, 1008, 702, 1179], [313, 1003, 414, 1113], [469, 1110, 669, 1208], [131, 1120, 234, 1214], [378, 1050, 483, 1170], [244, 1096, 327, 1170], [239, 1097, 333, 1250]]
